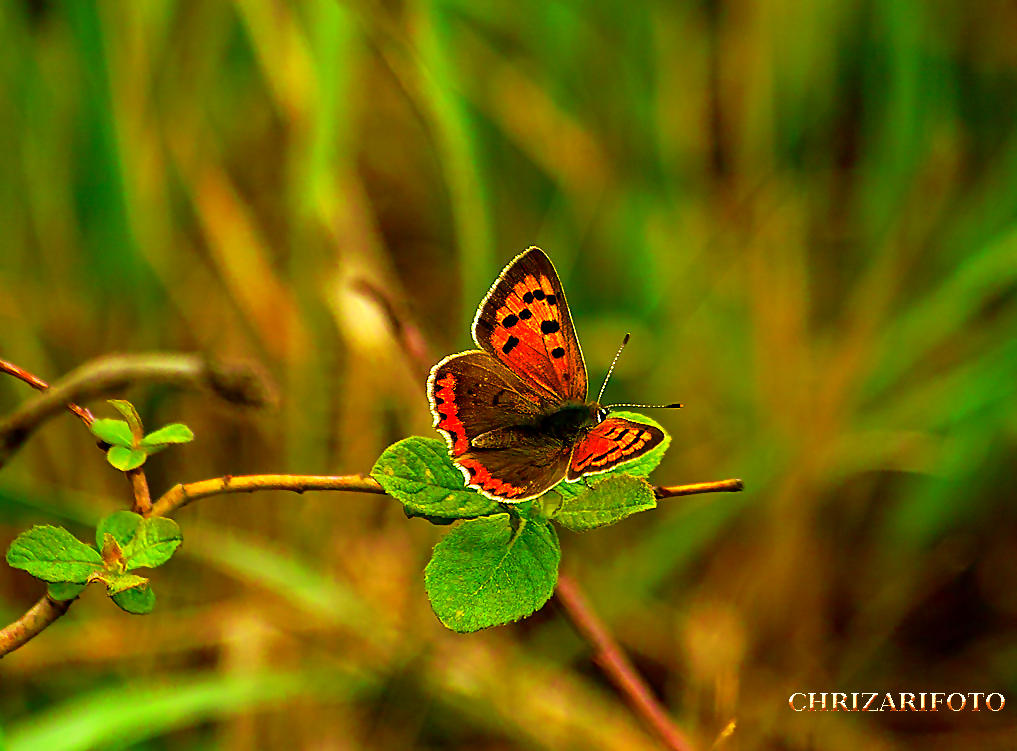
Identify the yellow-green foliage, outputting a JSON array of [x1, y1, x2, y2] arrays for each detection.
[[1, 1, 1014, 748]]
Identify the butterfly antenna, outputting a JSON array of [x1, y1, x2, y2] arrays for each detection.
[[596, 333, 630, 404], [605, 402, 684, 410]]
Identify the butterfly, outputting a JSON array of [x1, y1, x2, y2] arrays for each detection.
[[427, 247, 680, 501]]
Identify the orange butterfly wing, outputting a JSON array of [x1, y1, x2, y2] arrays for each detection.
[[567, 417, 665, 480], [471, 247, 587, 403]]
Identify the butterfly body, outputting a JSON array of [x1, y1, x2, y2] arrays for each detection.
[[468, 401, 603, 451], [535, 402, 605, 441], [427, 247, 667, 502]]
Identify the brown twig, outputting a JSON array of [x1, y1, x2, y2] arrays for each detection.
[[127, 468, 153, 515], [1, 469, 740, 748], [0, 473, 388, 657], [2, 471, 741, 661], [655, 478, 743, 499], [150, 473, 736, 751], [0, 353, 272, 469], [0, 356, 272, 657], [149, 474, 386, 518], [0, 594, 73, 657], [0, 357, 94, 426], [0, 354, 738, 751], [554, 573, 696, 751]]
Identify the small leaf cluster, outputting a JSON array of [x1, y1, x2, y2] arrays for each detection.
[[370, 411, 669, 632], [6, 511, 182, 614], [90, 399, 194, 471]]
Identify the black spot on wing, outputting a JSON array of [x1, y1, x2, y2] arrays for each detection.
[[551, 347, 565, 359], [519, 309, 532, 320], [502, 314, 519, 327], [523, 291, 534, 304], [545, 294, 557, 305], [502, 336, 520, 354], [541, 320, 560, 334], [532, 289, 545, 300]]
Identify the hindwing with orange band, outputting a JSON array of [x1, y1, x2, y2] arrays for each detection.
[[427, 350, 570, 500], [455, 436, 573, 500], [567, 417, 665, 480]]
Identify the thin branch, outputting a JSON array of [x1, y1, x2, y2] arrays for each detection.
[[149, 473, 385, 518], [0, 353, 272, 469], [655, 478, 743, 499], [0, 357, 94, 426], [0, 356, 273, 657], [147, 472, 739, 751], [0, 594, 73, 658], [150, 474, 741, 519], [554, 573, 696, 751], [0, 473, 385, 658], [0, 354, 737, 751], [1, 468, 741, 749], [127, 468, 152, 515]]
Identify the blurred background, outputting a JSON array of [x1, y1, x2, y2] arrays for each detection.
[[2, 0, 1016, 748]]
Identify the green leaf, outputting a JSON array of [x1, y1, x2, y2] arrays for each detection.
[[96, 511, 142, 550], [6, 526, 104, 583], [88, 419, 133, 447], [122, 517, 182, 569], [551, 479, 586, 503], [553, 474, 657, 532], [106, 446, 148, 471], [140, 423, 194, 450], [47, 581, 87, 601], [424, 513, 560, 632], [93, 511, 181, 571], [108, 399, 144, 443], [371, 437, 499, 522], [111, 582, 155, 614]]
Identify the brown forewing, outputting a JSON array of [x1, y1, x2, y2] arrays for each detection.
[[427, 350, 548, 457]]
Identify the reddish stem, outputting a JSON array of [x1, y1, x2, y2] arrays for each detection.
[[0, 357, 94, 425], [554, 573, 696, 751]]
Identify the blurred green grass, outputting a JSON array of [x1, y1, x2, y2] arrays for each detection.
[[2, 0, 1017, 748]]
